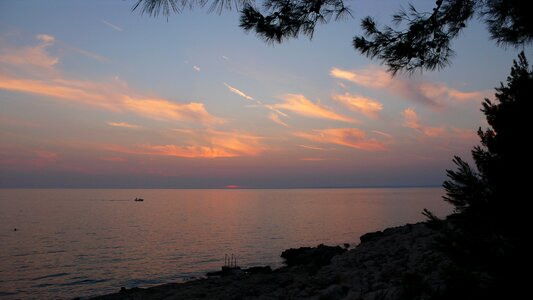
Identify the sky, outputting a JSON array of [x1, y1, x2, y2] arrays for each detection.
[[0, 0, 531, 188]]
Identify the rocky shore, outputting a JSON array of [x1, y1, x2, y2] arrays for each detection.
[[89, 222, 451, 300]]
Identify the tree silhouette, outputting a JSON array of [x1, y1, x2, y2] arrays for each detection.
[[443, 52, 532, 224], [437, 53, 531, 299], [132, 0, 532, 74]]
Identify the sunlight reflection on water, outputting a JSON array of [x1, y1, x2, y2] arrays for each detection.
[[0, 188, 451, 299]]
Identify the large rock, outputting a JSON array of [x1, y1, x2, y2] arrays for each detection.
[[280, 244, 346, 267]]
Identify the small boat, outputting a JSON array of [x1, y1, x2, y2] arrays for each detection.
[[134, 197, 144, 202]]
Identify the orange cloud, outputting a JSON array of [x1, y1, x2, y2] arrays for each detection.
[[0, 34, 58, 68], [332, 93, 383, 118], [0, 35, 221, 126], [330, 67, 391, 89], [224, 82, 254, 101], [0, 75, 223, 125], [269, 112, 288, 127], [298, 144, 325, 151], [108, 129, 264, 159], [274, 94, 356, 123], [121, 96, 222, 125], [294, 128, 388, 151], [107, 122, 141, 129], [402, 108, 446, 137], [331, 66, 487, 106], [418, 83, 488, 102]]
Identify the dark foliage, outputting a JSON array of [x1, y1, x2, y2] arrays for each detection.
[[132, 0, 252, 15], [438, 52, 532, 299], [443, 52, 532, 221], [239, 0, 350, 43], [354, 1, 475, 75]]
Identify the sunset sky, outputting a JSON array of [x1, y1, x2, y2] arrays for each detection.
[[1, 1, 530, 188]]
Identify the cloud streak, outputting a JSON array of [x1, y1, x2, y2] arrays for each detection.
[[0, 34, 58, 68], [0, 75, 223, 125], [269, 112, 288, 127], [331, 66, 489, 106], [295, 128, 388, 151], [108, 122, 141, 129], [224, 83, 254, 101], [109, 129, 264, 158], [402, 108, 445, 137], [274, 94, 356, 123], [332, 93, 383, 118], [223, 82, 290, 126], [0, 36, 223, 126], [101, 20, 123, 32]]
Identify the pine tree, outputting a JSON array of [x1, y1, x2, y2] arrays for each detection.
[[443, 52, 532, 229], [440, 52, 531, 299]]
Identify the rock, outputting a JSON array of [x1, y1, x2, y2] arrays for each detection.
[[281, 244, 346, 267], [244, 266, 272, 275], [359, 230, 384, 243], [88, 222, 453, 300]]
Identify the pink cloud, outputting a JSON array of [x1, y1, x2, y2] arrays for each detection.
[[0, 34, 58, 68], [331, 66, 488, 106], [108, 129, 265, 159], [107, 122, 141, 129], [330, 67, 391, 88], [332, 93, 383, 118], [401, 108, 446, 137], [294, 128, 388, 151], [0, 75, 223, 125], [224, 82, 254, 101], [0, 35, 221, 126], [274, 94, 356, 123], [269, 112, 289, 127]]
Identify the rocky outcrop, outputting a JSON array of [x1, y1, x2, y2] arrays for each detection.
[[281, 244, 346, 267], [89, 222, 450, 300]]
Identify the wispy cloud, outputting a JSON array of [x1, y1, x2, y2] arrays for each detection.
[[0, 36, 223, 126], [0, 75, 223, 125], [0, 146, 59, 171], [274, 94, 356, 123], [294, 128, 388, 151], [418, 82, 487, 102], [269, 112, 288, 127], [331, 66, 488, 106], [224, 82, 254, 101], [101, 20, 123, 32], [109, 129, 264, 158], [402, 108, 446, 137], [223, 82, 290, 126], [332, 93, 383, 118], [330, 66, 391, 89], [69, 46, 108, 62], [193, 65, 201, 72], [121, 96, 223, 125], [107, 122, 141, 129], [222, 55, 229, 60], [0, 34, 58, 68], [299, 144, 326, 151]]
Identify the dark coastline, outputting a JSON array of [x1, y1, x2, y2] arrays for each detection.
[[86, 221, 450, 300]]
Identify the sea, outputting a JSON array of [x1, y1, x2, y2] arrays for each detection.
[[0, 188, 452, 299]]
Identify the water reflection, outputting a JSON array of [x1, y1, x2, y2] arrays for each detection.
[[0, 188, 451, 299]]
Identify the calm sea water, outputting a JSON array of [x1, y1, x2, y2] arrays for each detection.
[[0, 188, 451, 299]]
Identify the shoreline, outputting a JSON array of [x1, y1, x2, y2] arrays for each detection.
[[86, 221, 450, 299]]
